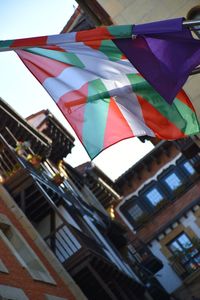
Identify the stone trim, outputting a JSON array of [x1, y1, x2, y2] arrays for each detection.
[[0, 185, 87, 300], [0, 213, 56, 285], [0, 284, 29, 300], [0, 259, 8, 274], [45, 294, 68, 300]]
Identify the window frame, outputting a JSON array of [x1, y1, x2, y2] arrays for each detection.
[[158, 165, 185, 196], [120, 196, 148, 227], [176, 157, 196, 178], [167, 232, 200, 272], [0, 213, 56, 285], [139, 181, 166, 209]]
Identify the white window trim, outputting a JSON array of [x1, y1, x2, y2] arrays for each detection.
[[45, 295, 68, 300], [0, 284, 29, 300], [0, 213, 56, 285], [0, 259, 9, 274]]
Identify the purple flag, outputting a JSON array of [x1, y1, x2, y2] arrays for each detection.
[[115, 18, 200, 104]]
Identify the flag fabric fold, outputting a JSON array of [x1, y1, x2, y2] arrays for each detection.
[[114, 18, 200, 103], [1, 19, 200, 102], [15, 28, 200, 159]]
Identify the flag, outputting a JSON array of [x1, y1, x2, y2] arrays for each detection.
[[115, 18, 200, 103], [2, 19, 200, 103], [15, 26, 200, 159]]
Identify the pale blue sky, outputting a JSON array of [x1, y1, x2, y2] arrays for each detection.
[[0, 0, 153, 180]]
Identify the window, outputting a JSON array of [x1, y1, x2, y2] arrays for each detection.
[[168, 233, 200, 272], [0, 214, 55, 284], [128, 204, 144, 221], [169, 233, 192, 252], [182, 161, 195, 175], [145, 188, 164, 206], [164, 172, 182, 191], [0, 285, 29, 300]]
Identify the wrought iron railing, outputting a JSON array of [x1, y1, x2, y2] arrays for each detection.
[[45, 221, 107, 264], [170, 252, 200, 279]]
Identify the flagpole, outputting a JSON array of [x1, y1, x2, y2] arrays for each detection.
[[183, 19, 200, 27], [183, 19, 200, 75], [0, 19, 200, 75]]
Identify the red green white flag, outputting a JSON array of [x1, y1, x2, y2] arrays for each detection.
[[12, 25, 200, 159]]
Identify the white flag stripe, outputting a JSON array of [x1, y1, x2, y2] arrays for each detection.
[[116, 102, 155, 137], [58, 41, 109, 61], [101, 76, 154, 136], [115, 88, 155, 137], [44, 45, 138, 102], [43, 67, 98, 102], [47, 32, 76, 45], [57, 41, 138, 75]]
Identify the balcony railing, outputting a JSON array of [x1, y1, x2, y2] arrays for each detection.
[[45, 221, 108, 265], [170, 252, 200, 280], [0, 134, 66, 189], [45, 223, 81, 263]]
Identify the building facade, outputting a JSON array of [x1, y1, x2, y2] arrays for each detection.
[[114, 139, 200, 299], [0, 185, 84, 300], [0, 98, 151, 300], [77, 162, 170, 300]]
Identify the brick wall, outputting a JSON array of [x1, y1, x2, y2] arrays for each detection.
[[0, 187, 86, 300], [137, 180, 200, 242]]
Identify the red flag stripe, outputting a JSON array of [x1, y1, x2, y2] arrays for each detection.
[[175, 90, 195, 111], [16, 50, 70, 83], [137, 95, 186, 139], [76, 27, 113, 42], [57, 83, 89, 142], [103, 97, 134, 149], [12, 36, 47, 48]]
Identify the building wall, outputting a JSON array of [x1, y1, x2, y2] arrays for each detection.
[[113, 143, 200, 298], [97, 0, 200, 119], [149, 239, 182, 293], [0, 185, 86, 300], [149, 207, 200, 298], [118, 145, 179, 197]]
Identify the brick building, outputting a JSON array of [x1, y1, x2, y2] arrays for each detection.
[[0, 186, 84, 300], [0, 98, 151, 300]]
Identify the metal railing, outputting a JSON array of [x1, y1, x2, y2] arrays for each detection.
[[170, 253, 200, 280], [44, 221, 107, 264]]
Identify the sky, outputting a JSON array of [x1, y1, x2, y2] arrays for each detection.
[[0, 0, 153, 180]]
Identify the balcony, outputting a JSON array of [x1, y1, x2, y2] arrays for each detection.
[[0, 135, 147, 299], [127, 242, 163, 275], [107, 219, 128, 249], [45, 222, 109, 269], [170, 243, 200, 280], [170, 257, 200, 280]]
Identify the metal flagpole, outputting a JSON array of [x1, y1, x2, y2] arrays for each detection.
[[183, 19, 200, 75], [183, 19, 200, 27]]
